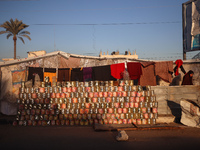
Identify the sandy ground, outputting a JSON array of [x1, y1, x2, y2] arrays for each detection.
[[0, 123, 200, 150]]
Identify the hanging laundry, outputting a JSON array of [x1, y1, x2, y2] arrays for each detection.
[[174, 59, 186, 76], [110, 63, 125, 79], [44, 68, 56, 83], [127, 62, 142, 84], [140, 61, 156, 86], [83, 67, 92, 82], [28, 67, 43, 86], [44, 68, 56, 73], [155, 61, 173, 83], [58, 68, 70, 82], [92, 65, 114, 81], [181, 70, 194, 85], [71, 68, 83, 82]]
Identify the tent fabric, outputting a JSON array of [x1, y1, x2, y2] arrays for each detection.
[[59, 57, 81, 68]]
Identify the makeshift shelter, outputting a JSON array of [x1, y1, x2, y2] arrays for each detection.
[[0, 51, 200, 118]]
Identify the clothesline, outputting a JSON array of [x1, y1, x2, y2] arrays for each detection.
[[26, 61, 173, 86]]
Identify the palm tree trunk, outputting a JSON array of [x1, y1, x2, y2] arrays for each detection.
[[13, 35, 17, 59]]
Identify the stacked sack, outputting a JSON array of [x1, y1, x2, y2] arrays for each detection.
[[13, 80, 158, 126]]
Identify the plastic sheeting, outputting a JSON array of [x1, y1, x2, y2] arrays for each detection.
[[18, 59, 42, 69], [180, 99, 200, 128], [44, 56, 58, 68], [1, 66, 16, 103], [0, 101, 17, 115]]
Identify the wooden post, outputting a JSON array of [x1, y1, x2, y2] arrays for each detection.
[[182, 3, 186, 60], [183, 51, 186, 60]]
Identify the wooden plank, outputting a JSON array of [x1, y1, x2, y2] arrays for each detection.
[[169, 94, 197, 100], [168, 99, 198, 105], [158, 101, 167, 107], [117, 126, 184, 131], [152, 87, 168, 95], [151, 86, 168, 90], [155, 95, 168, 101], [157, 114, 175, 123], [157, 101, 169, 114], [158, 108, 169, 114], [168, 86, 200, 94]]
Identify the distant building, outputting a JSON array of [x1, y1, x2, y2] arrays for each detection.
[[2, 58, 14, 61], [99, 50, 138, 59], [27, 50, 46, 57], [1, 50, 47, 62], [192, 52, 200, 59]]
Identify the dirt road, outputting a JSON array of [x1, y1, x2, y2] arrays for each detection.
[[0, 124, 200, 150]]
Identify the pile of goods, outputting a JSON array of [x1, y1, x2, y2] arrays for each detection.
[[13, 80, 158, 126]]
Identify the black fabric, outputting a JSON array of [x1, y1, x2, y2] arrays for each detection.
[[44, 68, 56, 73], [92, 65, 114, 81], [71, 68, 83, 82], [173, 65, 186, 75], [180, 65, 186, 74], [28, 67, 43, 85], [58, 68, 70, 82]]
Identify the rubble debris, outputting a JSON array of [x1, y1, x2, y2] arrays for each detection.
[[116, 130, 129, 141]]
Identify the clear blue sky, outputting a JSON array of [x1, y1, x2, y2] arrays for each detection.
[[0, 0, 199, 60]]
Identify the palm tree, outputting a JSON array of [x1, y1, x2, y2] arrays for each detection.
[[0, 18, 31, 59]]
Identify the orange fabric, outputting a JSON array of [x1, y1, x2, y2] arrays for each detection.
[[69, 68, 72, 81], [44, 72, 57, 83]]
